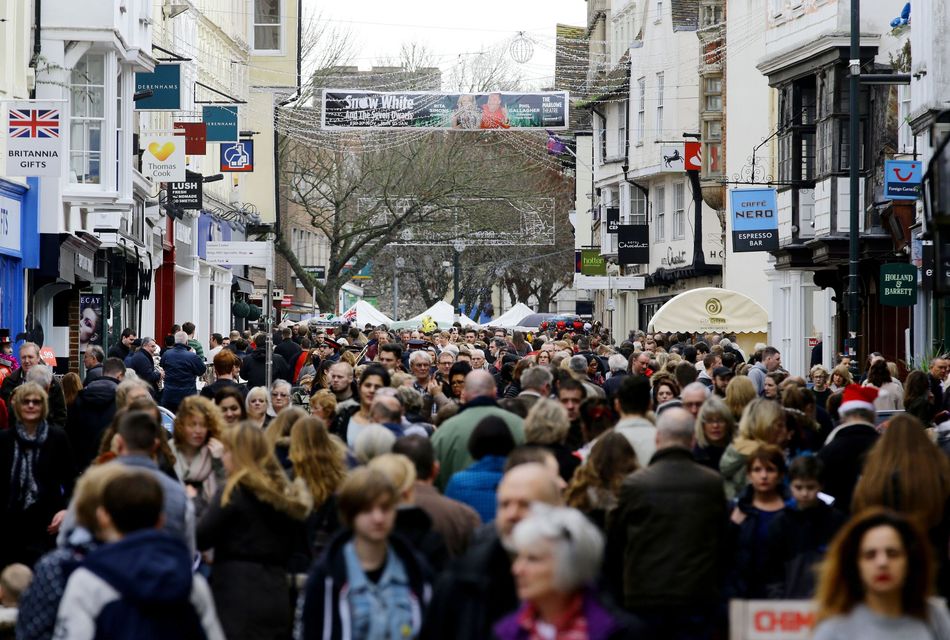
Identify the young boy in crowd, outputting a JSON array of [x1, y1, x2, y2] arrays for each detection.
[[765, 456, 847, 598], [0, 563, 32, 634], [53, 470, 224, 640]]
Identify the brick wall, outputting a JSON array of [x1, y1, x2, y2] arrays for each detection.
[[67, 293, 79, 375]]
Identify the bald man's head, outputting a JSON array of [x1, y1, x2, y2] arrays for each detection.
[[495, 462, 563, 548], [656, 406, 696, 450], [464, 369, 497, 402]]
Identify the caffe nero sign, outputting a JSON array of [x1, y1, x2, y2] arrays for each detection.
[[879, 263, 917, 307], [731, 188, 779, 252]]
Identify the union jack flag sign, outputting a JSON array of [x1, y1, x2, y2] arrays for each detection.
[[8, 109, 60, 138]]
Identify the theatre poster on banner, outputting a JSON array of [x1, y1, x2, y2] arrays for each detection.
[[731, 188, 779, 253], [321, 89, 569, 130], [606, 206, 620, 234], [5, 101, 63, 177], [618, 225, 650, 265]]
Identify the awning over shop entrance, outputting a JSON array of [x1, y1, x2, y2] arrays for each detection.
[[647, 288, 768, 335]]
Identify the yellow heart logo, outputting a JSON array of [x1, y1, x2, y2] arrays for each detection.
[[148, 141, 175, 161]]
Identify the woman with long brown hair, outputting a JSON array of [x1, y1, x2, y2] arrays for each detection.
[[813, 508, 950, 637], [169, 395, 226, 520], [719, 398, 788, 500], [565, 432, 638, 530], [852, 413, 950, 596], [724, 375, 757, 422]]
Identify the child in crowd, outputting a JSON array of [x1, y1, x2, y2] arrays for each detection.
[[765, 456, 847, 598], [0, 563, 32, 635]]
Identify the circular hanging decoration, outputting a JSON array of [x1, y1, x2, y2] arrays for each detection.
[[232, 301, 250, 318], [246, 305, 262, 321], [509, 33, 534, 64]]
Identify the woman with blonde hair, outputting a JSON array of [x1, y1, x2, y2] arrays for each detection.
[[812, 508, 950, 637], [290, 415, 347, 560], [263, 405, 307, 472], [693, 396, 737, 471], [724, 375, 757, 422], [524, 398, 579, 483], [244, 386, 270, 429], [829, 364, 853, 392], [197, 422, 311, 640], [565, 432, 637, 530], [719, 398, 788, 500], [169, 395, 226, 520]]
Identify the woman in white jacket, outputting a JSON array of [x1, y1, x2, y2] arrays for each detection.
[[863, 360, 904, 411]]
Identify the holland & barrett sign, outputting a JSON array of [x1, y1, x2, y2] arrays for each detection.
[[879, 263, 917, 307], [730, 188, 779, 252]]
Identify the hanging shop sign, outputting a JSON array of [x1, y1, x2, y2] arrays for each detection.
[[79, 294, 103, 354], [174, 122, 207, 155], [617, 224, 650, 265], [0, 192, 23, 255], [884, 159, 922, 200], [220, 140, 254, 172], [730, 188, 779, 252], [580, 249, 607, 275], [167, 180, 203, 210], [684, 141, 702, 171], [321, 89, 569, 130], [141, 132, 185, 182], [5, 101, 63, 177], [879, 263, 917, 306], [134, 64, 182, 111], [202, 105, 239, 142], [574, 250, 582, 273], [606, 206, 620, 234], [660, 146, 685, 171]]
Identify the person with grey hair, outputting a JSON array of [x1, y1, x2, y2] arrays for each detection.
[[158, 330, 206, 413], [568, 355, 606, 400], [681, 381, 711, 420], [603, 353, 631, 400], [493, 504, 643, 638], [432, 370, 525, 489], [516, 366, 552, 414], [408, 350, 435, 418], [523, 399, 580, 483], [25, 364, 53, 391], [82, 344, 106, 386], [353, 423, 396, 463], [269, 379, 292, 415], [0, 342, 68, 428], [607, 406, 728, 637]]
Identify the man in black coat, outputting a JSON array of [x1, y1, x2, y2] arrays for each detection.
[[107, 328, 136, 361], [606, 407, 728, 637], [82, 345, 105, 386], [421, 463, 562, 640], [68, 357, 125, 470], [817, 385, 881, 512], [273, 327, 302, 366], [240, 333, 292, 389]]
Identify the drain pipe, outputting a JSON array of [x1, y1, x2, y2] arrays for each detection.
[[29, 0, 41, 98]]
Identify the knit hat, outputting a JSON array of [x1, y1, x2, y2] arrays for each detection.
[[838, 384, 878, 416]]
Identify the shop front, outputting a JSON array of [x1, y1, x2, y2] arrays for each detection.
[[0, 178, 38, 339]]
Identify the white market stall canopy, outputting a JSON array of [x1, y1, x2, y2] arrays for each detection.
[[342, 300, 394, 327], [648, 288, 768, 334], [483, 303, 535, 329], [391, 300, 457, 329]]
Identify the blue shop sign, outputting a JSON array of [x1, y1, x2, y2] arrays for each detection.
[[884, 159, 922, 200], [202, 106, 239, 142], [134, 64, 182, 111], [731, 188, 779, 253]]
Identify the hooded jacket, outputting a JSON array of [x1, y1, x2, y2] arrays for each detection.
[[67, 376, 119, 470], [53, 529, 224, 640], [239, 347, 292, 389], [295, 530, 432, 640]]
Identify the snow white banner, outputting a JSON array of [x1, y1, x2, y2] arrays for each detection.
[[321, 89, 569, 130]]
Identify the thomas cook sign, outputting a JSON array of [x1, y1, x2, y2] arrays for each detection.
[[730, 188, 778, 253], [879, 263, 917, 307]]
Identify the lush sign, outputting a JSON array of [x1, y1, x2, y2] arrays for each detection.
[[879, 263, 917, 306], [321, 90, 569, 130], [580, 249, 606, 275], [731, 188, 779, 252]]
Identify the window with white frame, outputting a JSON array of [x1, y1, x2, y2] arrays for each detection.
[[655, 72, 664, 140], [636, 77, 646, 146], [655, 0, 663, 23], [253, 0, 282, 51], [617, 101, 628, 158], [654, 185, 665, 242], [620, 184, 630, 223], [70, 53, 106, 185], [673, 182, 686, 239], [632, 188, 647, 225], [704, 76, 722, 112], [115, 67, 123, 192], [898, 84, 913, 154], [599, 114, 608, 163]]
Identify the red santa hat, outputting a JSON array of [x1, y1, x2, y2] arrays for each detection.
[[839, 384, 878, 416]]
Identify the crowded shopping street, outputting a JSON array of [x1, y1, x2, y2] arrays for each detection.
[[2, 0, 950, 638]]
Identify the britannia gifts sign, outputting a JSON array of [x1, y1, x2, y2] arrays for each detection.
[[321, 90, 569, 130], [617, 225, 649, 265], [5, 101, 63, 177], [730, 188, 779, 252]]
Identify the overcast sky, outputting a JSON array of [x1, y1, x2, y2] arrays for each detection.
[[303, 0, 587, 86]]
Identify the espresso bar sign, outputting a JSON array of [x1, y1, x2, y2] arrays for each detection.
[[731, 188, 779, 253], [879, 263, 917, 307], [617, 224, 649, 265]]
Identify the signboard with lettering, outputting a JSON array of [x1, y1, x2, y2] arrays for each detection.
[[731, 188, 779, 252], [879, 263, 917, 306], [0, 193, 22, 256], [5, 101, 64, 177], [174, 122, 207, 155], [168, 180, 202, 210], [617, 224, 649, 264], [202, 106, 239, 143], [580, 249, 606, 275], [134, 64, 182, 111], [141, 132, 185, 182], [606, 206, 620, 234], [729, 600, 816, 640], [884, 159, 922, 200]]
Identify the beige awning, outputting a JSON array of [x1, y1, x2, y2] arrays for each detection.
[[648, 287, 768, 334]]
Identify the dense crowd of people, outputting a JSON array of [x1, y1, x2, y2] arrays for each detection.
[[1, 320, 950, 638]]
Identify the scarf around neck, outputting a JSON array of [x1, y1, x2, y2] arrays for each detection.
[[10, 420, 49, 510], [175, 444, 218, 503]]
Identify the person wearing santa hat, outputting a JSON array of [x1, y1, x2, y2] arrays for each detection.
[[816, 384, 880, 513]]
